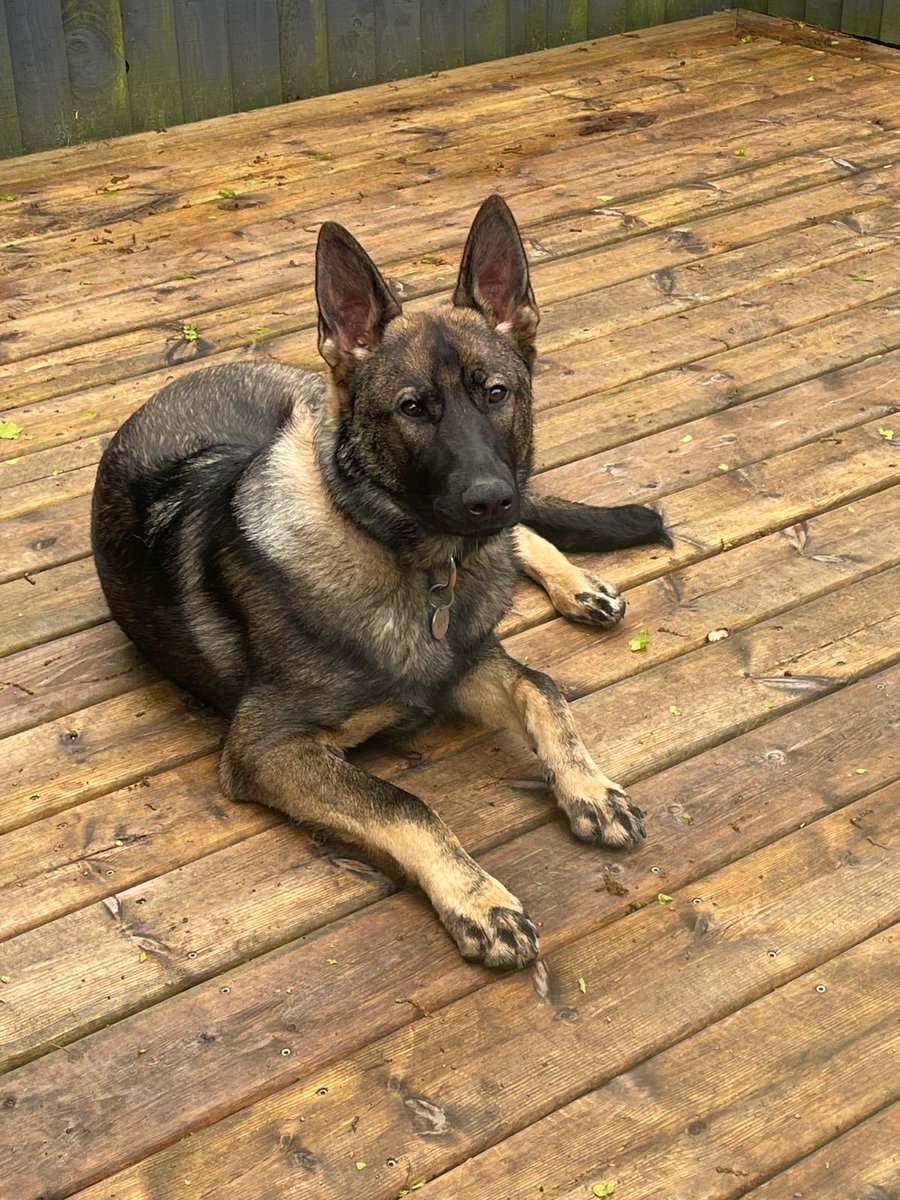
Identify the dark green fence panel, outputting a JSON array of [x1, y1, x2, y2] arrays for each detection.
[[0, 1, 21, 157], [588, 0, 627, 35], [61, 0, 130, 142], [277, 0, 329, 99], [227, 0, 282, 110], [120, 0, 185, 131], [2, 1, 899, 158], [376, 0, 422, 79], [327, 0, 377, 89], [4, 0, 75, 153], [174, 0, 234, 123], [841, 0, 883, 38]]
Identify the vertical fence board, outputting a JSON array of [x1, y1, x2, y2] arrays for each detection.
[[327, 0, 377, 90], [507, 0, 547, 53], [805, 0, 843, 29], [0, 3, 22, 157], [277, 0, 329, 99], [588, 0, 627, 35], [840, 0, 882, 38], [61, 0, 130, 142], [226, 0, 282, 110], [4, 0, 74, 151], [120, 0, 184, 131], [420, 0, 464, 69], [880, 0, 899, 43], [465, 0, 507, 62], [625, 0, 667, 30], [739, 1, 770, 13], [173, 0, 234, 123], [546, 0, 588, 46], [768, 1, 806, 17], [375, 0, 422, 79], [665, 0, 727, 17]]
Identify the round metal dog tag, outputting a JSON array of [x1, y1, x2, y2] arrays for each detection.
[[431, 605, 451, 640]]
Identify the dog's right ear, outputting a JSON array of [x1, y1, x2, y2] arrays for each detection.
[[315, 222, 402, 384]]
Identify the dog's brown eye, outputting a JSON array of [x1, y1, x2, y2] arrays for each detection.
[[398, 397, 424, 419], [487, 384, 509, 405]]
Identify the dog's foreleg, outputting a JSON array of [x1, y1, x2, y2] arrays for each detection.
[[513, 524, 626, 627], [521, 491, 672, 552], [453, 646, 645, 849], [220, 695, 539, 968]]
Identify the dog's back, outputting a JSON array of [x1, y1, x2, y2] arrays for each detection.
[[92, 361, 325, 710]]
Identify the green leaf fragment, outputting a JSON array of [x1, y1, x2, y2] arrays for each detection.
[[355, 1161, 366, 1170], [0, 975, 10, 984], [182, 323, 199, 342], [0, 419, 23, 439], [628, 630, 649, 652], [878, 427, 894, 441], [218, 188, 237, 199], [173, 272, 197, 281], [139, 950, 148, 962], [578, 977, 586, 994], [668, 704, 681, 716], [680, 433, 693, 443], [101, 187, 119, 194], [4, 457, 20, 464], [734, 148, 746, 157], [593, 1184, 616, 1198], [0, 193, 16, 201], [114, 838, 124, 846], [657, 893, 673, 904], [81, 409, 97, 419], [327, 958, 337, 965]]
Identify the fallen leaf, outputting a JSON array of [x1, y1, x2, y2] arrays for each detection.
[[734, 148, 746, 156], [669, 704, 681, 716], [355, 1161, 366, 1170], [0, 419, 23, 439], [578, 977, 586, 994], [593, 1183, 617, 1197], [706, 628, 730, 643], [718, 462, 730, 471], [680, 433, 693, 443], [0, 975, 10, 984], [182, 323, 199, 342], [81, 409, 97, 419], [878, 427, 894, 441], [139, 950, 148, 963], [657, 893, 673, 904], [628, 630, 649, 652], [0, 193, 16, 201], [218, 188, 237, 199]]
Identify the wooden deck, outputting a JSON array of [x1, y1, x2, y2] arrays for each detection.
[[1, 10, 899, 1198]]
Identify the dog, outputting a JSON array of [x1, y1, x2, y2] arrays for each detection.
[[92, 195, 669, 969]]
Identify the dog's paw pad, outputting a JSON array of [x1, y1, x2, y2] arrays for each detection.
[[448, 904, 540, 970], [563, 578, 626, 628], [567, 786, 646, 850]]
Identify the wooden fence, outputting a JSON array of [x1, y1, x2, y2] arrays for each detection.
[[1, 1, 898, 159]]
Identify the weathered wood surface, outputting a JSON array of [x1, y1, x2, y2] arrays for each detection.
[[1, 17, 898, 1199]]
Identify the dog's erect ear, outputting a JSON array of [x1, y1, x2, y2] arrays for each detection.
[[452, 194, 539, 363], [315, 222, 402, 381]]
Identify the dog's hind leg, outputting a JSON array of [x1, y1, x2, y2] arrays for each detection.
[[513, 524, 626, 628], [521, 491, 672, 552], [453, 644, 646, 850], [220, 693, 539, 969]]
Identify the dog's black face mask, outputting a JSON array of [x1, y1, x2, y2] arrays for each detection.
[[315, 196, 540, 541]]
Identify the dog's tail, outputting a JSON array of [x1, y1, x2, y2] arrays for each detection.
[[521, 492, 673, 552]]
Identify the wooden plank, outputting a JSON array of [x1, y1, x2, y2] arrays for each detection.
[[276, 0, 329, 99], [420, 0, 465, 69], [736, 9, 900, 69], [326, 0, 377, 90], [0, 559, 106, 659], [6, 743, 897, 1193], [805, 0, 843, 30], [0, 2, 23, 158], [465, 0, 507, 63], [546, 0, 589, 47], [3, 485, 899, 944], [374, 0, 422, 79], [415, 930, 900, 1200], [626, 0, 667, 30], [841, 0, 884, 39], [173, 0, 234, 123], [225, 0, 283, 111], [2, 562, 899, 1071], [506, 0, 547, 54], [742, 1105, 900, 1199], [59, 842, 899, 1198], [3, 0, 75, 153], [119, 0, 185, 131], [60, 0, 131, 143]]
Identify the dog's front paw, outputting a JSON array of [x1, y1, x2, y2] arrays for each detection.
[[558, 576, 626, 628], [441, 878, 539, 969], [562, 780, 646, 849]]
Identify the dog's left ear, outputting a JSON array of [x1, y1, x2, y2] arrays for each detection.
[[452, 194, 539, 363], [316, 221, 402, 383]]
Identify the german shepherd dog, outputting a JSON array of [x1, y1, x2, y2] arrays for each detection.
[[92, 196, 668, 969]]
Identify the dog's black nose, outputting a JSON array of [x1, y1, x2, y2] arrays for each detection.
[[461, 478, 515, 525]]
